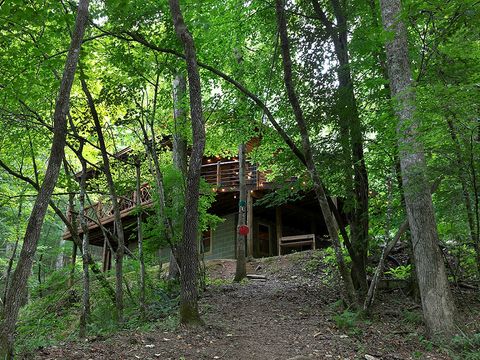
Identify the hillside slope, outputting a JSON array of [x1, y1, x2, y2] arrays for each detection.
[[27, 251, 477, 359]]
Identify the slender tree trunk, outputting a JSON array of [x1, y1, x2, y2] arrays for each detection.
[[311, 0, 369, 294], [169, 72, 188, 280], [169, 0, 206, 325], [78, 148, 90, 339], [137, 73, 175, 261], [135, 161, 147, 318], [80, 77, 125, 323], [468, 134, 480, 278], [2, 196, 23, 309], [275, 0, 357, 305], [446, 117, 480, 276], [364, 175, 443, 310], [0, 157, 116, 301], [380, 0, 456, 338], [67, 192, 78, 287], [234, 144, 247, 282], [37, 254, 43, 298], [0, 1, 89, 356]]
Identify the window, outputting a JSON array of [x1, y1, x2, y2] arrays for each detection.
[[201, 229, 212, 254]]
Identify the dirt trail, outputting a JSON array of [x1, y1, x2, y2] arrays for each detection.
[[32, 254, 457, 359]]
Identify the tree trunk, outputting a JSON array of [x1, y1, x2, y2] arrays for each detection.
[[135, 161, 147, 318], [169, 0, 206, 325], [275, 0, 357, 306], [234, 143, 247, 282], [81, 77, 125, 323], [0, 156, 116, 302], [446, 117, 480, 277], [380, 0, 456, 338], [0, 0, 89, 356], [169, 72, 188, 280], [311, 0, 369, 295], [2, 196, 23, 309], [78, 149, 90, 339]]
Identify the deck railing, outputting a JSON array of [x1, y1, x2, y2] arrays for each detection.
[[64, 160, 266, 236], [200, 160, 267, 190], [66, 183, 154, 231]]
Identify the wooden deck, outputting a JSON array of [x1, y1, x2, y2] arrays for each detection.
[[201, 160, 268, 191], [63, 159, 268, 240]]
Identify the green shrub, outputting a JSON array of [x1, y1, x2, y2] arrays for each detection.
[[333, 310, 362, 335], [451, 333, 480, 360], [303, 251, 323, 272], [385, 264, 412, 280], [15, 263, 180, 355]]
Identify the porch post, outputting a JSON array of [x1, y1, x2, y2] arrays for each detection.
[[276, 206, 282, 256], [247, 191, 254, 257], [102, 236, 108, 272]]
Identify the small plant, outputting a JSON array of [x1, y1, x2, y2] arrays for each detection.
[[402, 309, 423, 325], [333, 309, 362, 335], [303, 251, 323, 272], [385, 264, 412, 280], [205, 276, 233, 287], [323, 246, 351, 267], [451, 332, 480, 360]]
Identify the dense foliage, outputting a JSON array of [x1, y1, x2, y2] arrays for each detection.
[[0, 0, 479, 355]]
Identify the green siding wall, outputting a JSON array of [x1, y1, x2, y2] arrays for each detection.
[[204, 213, 236, 260], [157, 213, 237, 263]]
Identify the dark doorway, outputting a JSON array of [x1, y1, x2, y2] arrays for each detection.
[[258, 223, 271, 257]]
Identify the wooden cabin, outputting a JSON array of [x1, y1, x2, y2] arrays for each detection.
[[62, 141, 331, 270]]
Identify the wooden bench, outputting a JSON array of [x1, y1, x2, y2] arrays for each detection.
[[278, 234, 316, 255]]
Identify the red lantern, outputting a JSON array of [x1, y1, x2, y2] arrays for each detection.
[[238, 225, 249, 236]]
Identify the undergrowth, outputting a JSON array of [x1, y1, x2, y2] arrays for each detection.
[[16, 260, 179, 356]]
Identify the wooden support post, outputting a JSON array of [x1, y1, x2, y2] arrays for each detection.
[[102, 236, 108, 272], [247, 191, 253, 258], [310, 220, 317, 235], [69, 242, 77, 287], [276, 206, 282, 256], [216, 161, 221, 187]]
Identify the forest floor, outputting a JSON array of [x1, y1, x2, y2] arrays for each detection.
[[30, 251, 478, 360]]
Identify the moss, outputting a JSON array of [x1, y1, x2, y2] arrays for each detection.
[[179, 303, 204, 326]]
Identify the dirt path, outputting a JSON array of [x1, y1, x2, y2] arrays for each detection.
[[32, 263, 454, 359]]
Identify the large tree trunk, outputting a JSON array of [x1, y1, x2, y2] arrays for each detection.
[[169, 0, 206, 325], [80, 77, 125, 323], [380, 0, 456, 338], [234, 143, 247, 282], [0, 1, 89, 356], [275, 0, 357, 306]]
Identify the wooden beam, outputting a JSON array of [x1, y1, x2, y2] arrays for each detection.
[[282, 203, 321, 221], [216, 161, 221, 187], [102, 236, 108, 272], [276, 206, 282, 256], [247, 191, 254, 257]]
